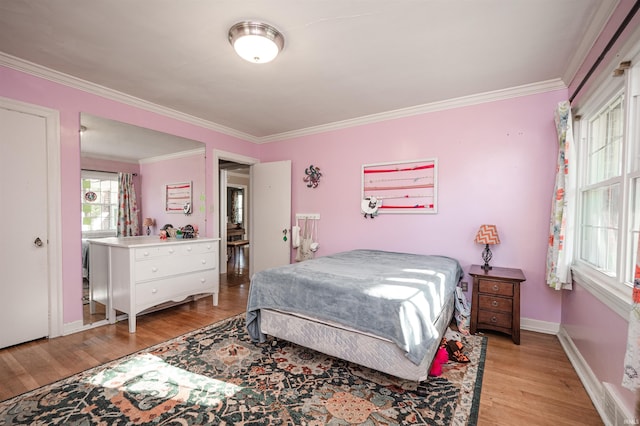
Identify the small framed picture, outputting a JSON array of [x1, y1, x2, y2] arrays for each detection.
[[165, 181, 192, 213]]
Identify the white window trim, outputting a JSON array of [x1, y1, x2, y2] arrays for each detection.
[[572, 262, 631, 319], [571, 36, 640, 321]]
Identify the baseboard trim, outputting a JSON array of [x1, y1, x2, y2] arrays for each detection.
[[557, 326, 633, 425], [521, 317, 560, 334], [62, 320, 84, 336]]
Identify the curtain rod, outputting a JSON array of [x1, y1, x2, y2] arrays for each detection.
[[569, 0, 640, 103], [81, 168, 138, 176]]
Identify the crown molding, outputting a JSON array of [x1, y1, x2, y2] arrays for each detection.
[[1, 52, 566, 145], [0, 52, 259, 143], [258, 79, 567, 143], [561, 0, 619, 86]]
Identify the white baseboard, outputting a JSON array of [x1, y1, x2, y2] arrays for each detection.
[[521, 317, 560, 334], [62, 320, 84, 335], [557, 326, 634, 426]]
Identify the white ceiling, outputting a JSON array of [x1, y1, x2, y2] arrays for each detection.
[[0, 0, 615, 146]]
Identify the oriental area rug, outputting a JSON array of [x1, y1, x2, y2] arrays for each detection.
[[0, 315, 486, 425]]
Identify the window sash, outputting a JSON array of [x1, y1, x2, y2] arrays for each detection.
[[81, 171, 118, 236]]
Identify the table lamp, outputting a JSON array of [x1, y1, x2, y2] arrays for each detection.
[[143, 218, 155, 235], [474, 224, 500, 271]]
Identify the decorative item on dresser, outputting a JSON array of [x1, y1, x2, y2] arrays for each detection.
[[469, 264, 526, 344], [87, 236, 220, 333]]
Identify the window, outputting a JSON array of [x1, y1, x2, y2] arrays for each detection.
[[81, 171, 118, 237], [579, 94, 624, 276], [575, 59, 640, 299]]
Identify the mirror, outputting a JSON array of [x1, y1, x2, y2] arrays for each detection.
[[80, 113, 205, 326]]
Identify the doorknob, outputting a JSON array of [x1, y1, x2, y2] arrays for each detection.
[[282, 228, 288, 242], [34, 237, 44, 247]]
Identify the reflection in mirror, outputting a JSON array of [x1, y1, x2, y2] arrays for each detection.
[[80, 113, 205, 326]]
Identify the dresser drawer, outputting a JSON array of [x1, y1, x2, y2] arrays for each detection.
[[478, 279, 513, 297], [179, 241, 217, 256], [478, 310, 512, 329], [478, 294, 512, 313], [135, 241, 217, 260], [135, 270, 217, 312], [135, 252, 216, 282], [135, 245, 180, 260]]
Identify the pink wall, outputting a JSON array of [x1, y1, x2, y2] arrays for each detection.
[[140, 153, 206, 235], [0, 65, 258, 324], [562, 286, 636, 411], [259, 90, 567, 324]]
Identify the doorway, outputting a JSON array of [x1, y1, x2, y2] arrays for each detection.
[[219, 159, 250, 279]]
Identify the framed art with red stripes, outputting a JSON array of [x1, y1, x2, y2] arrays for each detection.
[[361, 158, 438, 214]]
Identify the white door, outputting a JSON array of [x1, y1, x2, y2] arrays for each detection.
[[250, 160, 291, 274], [0, 107, 49, 348]]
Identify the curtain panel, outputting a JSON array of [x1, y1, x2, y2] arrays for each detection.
[[623, 237, 640, 390], [116, 172, 139, 237], [546, 100, 576, 290]]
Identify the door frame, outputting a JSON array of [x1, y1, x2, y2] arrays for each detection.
[[0, 96, 63, 338], [213, 149, 258, 275]]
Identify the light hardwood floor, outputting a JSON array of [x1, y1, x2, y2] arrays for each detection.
[[0, 248, 602, 424]]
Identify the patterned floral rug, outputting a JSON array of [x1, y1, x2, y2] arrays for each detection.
[[0, 315, 486, 425]]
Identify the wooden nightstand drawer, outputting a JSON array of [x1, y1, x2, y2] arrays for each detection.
[[478, 294, 512, 313], [478, 279, 513, 296], [478, 310, 512, 328]]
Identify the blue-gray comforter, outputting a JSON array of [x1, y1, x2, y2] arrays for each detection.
[[246, 249, 462, 364]]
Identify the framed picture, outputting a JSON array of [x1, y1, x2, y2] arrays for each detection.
[[361, 158, 438, 214], [165, 181, 192, 214]]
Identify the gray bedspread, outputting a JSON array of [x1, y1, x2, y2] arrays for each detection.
[[246, 249, 462, 364]]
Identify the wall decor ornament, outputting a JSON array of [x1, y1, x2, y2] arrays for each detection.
[[303, 165, 322, 188], [361, 158, 438, 214]]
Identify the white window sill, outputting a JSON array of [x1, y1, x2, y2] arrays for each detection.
[[571, 264, 632, 320]]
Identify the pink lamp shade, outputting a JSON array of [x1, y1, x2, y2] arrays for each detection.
[[474, 224, 500, 245]]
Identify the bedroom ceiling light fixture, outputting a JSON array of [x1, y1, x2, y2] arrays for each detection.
[[228, 21, 284, 64], [474, 224, 500, 271]]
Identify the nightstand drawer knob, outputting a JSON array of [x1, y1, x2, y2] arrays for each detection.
[[491, 300, 499, 307], [490, 316, 498, 323], [492, 284, 499, 291]]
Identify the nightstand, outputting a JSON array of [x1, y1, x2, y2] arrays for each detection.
[[469, 264, 526, 344]]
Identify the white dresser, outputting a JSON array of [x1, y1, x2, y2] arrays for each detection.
[[88, 236, 220, 332]]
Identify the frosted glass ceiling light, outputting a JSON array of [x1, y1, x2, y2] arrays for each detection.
[[228, 21, 284, 64]]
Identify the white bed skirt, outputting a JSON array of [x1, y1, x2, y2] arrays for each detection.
[[260, 291, 455, 382]]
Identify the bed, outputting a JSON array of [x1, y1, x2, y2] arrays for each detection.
[[246, 249, 463, 382]]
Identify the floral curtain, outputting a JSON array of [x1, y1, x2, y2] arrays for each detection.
[[116, 172, 139, 237], [546, 100, 576, 290], [623, 241, 640, 390]]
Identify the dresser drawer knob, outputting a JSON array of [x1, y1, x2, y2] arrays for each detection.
[[490, 316, 498, 323], [152, 288, 157, 294], [186, 246, 192, 252], [201, 259, 207, 264], [143, 251, 149, 257], [200, 278, 206, 283], [491, 300, 499, 307], [492, 284, 499, 291], [168, 248, 174, 254], [151, 267, 158, 272]]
